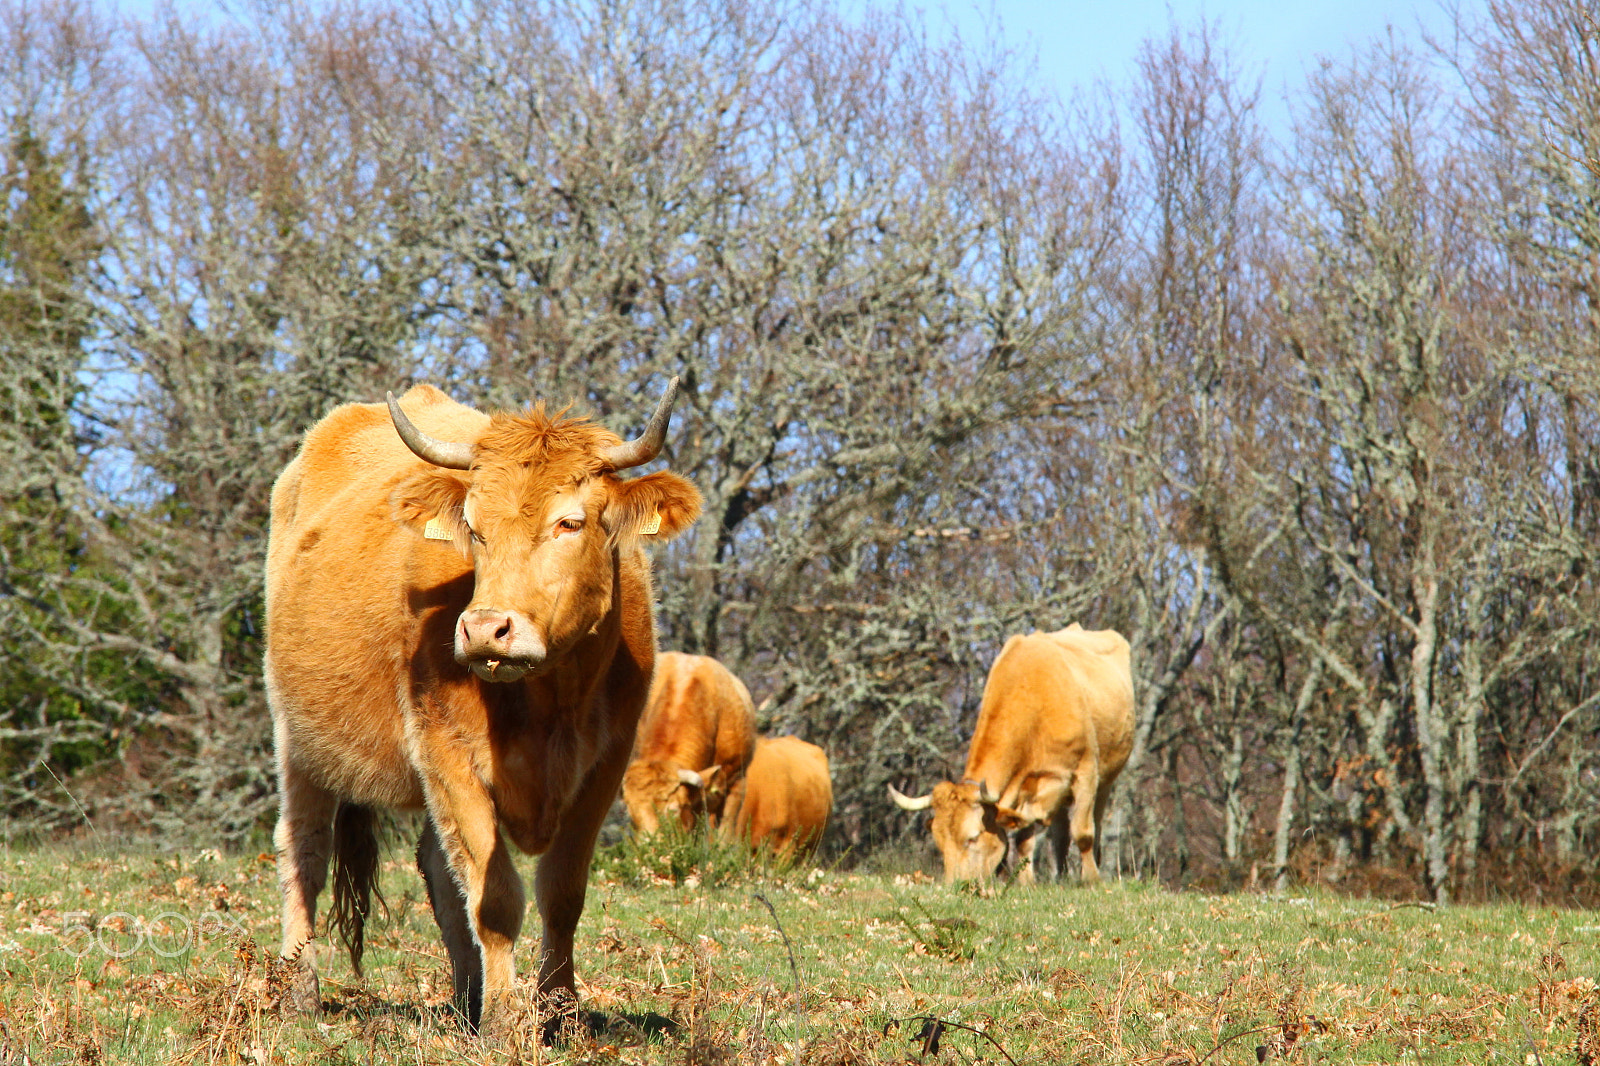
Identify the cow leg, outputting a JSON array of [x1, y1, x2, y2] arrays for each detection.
[[1092, 778, 1119, 877], [533, 741, 631, 1041], [1048, 815, 1073, 881], [273, 756, 339, 1014], [416, 821, 478, 1023], [419, 763, 525, 1034], [1069, 761, 1103, 884], [1013, 822, 1042, 886], [473, 840, 525, 1035]]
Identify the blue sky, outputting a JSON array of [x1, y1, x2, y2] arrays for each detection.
[[871, 0, 1480, 132], [129, 0, 1481, 137]]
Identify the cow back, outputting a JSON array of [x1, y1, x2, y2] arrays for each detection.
[[963, 629, 1134, 814], [725, 736, 831, 857], [633, 652, 757, 784], [1038, 625, 1135, 773]]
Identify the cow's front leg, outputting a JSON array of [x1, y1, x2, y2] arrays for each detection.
[[416, 820, 521, 1029], [533, 739, 630, 1041], [273, 750, 339, 1015], [419, 752, 525, 1033], [1012, 822, 1042, 886]]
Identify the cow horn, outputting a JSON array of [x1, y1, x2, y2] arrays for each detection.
[[676, 767, 705, 788], [602, 377, 680, 471], [387, 391, 475, 470], [888, 784, 932, 811], [976, 780, 1001, 805]]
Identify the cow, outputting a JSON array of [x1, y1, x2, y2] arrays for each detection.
[[621, 652, 756, 835], [723, 736, 832, 860], [889, 624, 1133, 885], [264, 379, 701, 1035]]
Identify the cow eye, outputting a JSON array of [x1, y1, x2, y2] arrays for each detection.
[[555, 517, 584, 535], [467, 527, 485, 545]]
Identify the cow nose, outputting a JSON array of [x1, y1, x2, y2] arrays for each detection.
[[459, 609, 516, 656]]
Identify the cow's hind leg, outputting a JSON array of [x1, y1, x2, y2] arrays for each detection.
[[1049, 815, 1073, 881], [274, 757, 339, 1014], [1091, 777, 1120, 880], [1068, 760, 1103, 884]]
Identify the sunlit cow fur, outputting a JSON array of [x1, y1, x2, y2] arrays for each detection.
[[265, 382, 700, 1034], [622, 652, 756, 835], [891, 625, 1134, 885], [723, 735, 832, 859]]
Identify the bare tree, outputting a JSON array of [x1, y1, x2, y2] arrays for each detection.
[[0, 0, 132, 829], [3, 0, 1597, 901]]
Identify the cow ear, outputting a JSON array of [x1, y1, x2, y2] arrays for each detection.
[[697, 765, 725, 796], [993, 805, 1027, 830], [391, 469, 471, 554], [1017, 771, 1066, 812], [605, 471, 702, 542]]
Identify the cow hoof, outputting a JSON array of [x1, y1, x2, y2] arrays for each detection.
[[476, 1000, 518, 1046], [539, 1008, 607, 1047], [280, 961, 321, 1017], [537, 988, 598, 1046]]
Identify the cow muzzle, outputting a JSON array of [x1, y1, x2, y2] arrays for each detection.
[[456, 608, 547, 682]]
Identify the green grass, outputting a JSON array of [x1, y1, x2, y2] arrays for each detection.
[[590, 814, 807, 888], [0, 840, 1596, 1064]]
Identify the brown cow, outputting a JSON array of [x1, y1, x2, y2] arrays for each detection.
[[723, 736, 832, 859], [890, 624, 1133, 885], [622, 652, 756, 835], [265, 380, 700, 1034]]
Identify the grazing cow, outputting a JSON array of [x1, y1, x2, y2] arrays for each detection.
[[890, 624, 1133, 885], [723, 736, 832, 859], [621, 652, 756, 835], [264, 379, 700, 1033]]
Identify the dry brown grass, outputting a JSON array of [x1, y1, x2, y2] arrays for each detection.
[[0, 842, 1596, 1064]]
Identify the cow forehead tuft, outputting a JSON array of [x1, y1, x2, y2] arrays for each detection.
[[469, 406, 622, 497], [933, 780, 977, 800], [477, 405, 622, 464]]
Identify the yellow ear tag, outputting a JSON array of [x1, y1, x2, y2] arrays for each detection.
[[640, 510, 663, 536], [423, 517, 453, 541]]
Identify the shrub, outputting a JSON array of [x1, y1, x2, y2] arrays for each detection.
[[592, 819, 805, 888]]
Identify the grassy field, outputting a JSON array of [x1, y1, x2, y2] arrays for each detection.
[[0, 839, 1596, 1065]]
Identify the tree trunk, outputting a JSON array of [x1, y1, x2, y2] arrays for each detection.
[[1222, 726, 1246, 865], [1272, 655, 1323, 893], [1456, 637, 1487, 875], [1408, 511, 1451, 904]]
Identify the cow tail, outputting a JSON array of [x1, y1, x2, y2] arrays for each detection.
[[328, 802, 383, 978]]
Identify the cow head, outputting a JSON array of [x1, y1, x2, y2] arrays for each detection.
[[889, 780, 1026, 883], [622, 762, 722, 834], [389, 379, 701, 683]]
